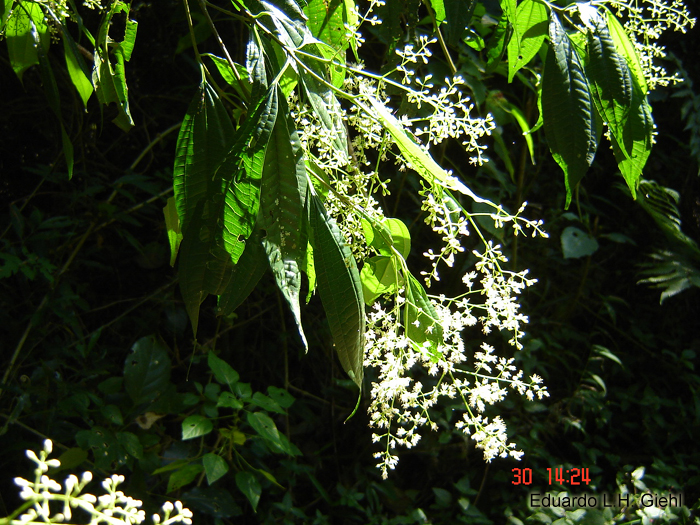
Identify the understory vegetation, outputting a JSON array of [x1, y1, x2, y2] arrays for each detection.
[[1, 0, 700, 523]]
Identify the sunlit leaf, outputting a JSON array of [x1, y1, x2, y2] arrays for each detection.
[[507, 0, 548, 82], [182, 415, 214, 440], [404, 274, 443, 361]]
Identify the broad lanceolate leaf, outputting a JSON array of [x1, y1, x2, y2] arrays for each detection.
[[404, 274, 443, 361], [217, 228, 269, 316], [58, 18, 94, 109], [310, 194, 365, 388], [93, 1, 136, 131], [604, 8, 647, 96], [5, 1, 48, 81], [260, 89, 309, 349], [123, 335, 172, 406], [208, 352, 240, 390], [586, 13, 635, 157], [610, 96, 653, 198], [507, 0, 548, 82], [542, 13, 597, 209]]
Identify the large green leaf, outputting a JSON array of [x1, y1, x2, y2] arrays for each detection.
[[174, 81, 235, 233], [542, 13, 597, 209], [217, 228, 269, 316], [61, 22, 93, 109], [507, 0, 548, 82], [310, 195, 365, 388], [610, 96, 653, 199], [260, 89, 309, 349], [586, 13, 634, 156], [5, 1, 48, 80], [123, 335, 172, 406], [93, 1, 136, 131], [604, 7, 647, 96]]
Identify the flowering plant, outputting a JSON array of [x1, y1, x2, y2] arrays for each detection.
[[0, 441, 193, 525]]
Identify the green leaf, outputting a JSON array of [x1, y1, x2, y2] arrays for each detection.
[[250, 392, 286, 414], [235, 471, 262, 512], [203, 453, 229, 485], [542, 13, 597, 209], [444, 0, 474, 45], [260, 89, 309, 349], [116, 431, 143, 460], [182, 415, 214, 440], [360, 255, 402, 305], [267, 386, 295, 408], [561, 226, 599, 258], [310, 194, 365, 388], [604, 8, 647, 96], [246, 411, 301, 456], [205, 53, 250, 100], [507, 0, 548, 82], [163, 197, 183, 267], [123, 335, 172, 406], [93, 1, 136, 131], [208, 352, 240, 390], [586, 12, 635, 159], [62, 23, 93, 108], [610, 97, 653, 199], [167, 464, 203, 493], [55, 448, 88, 472], [5, 1, 48, 81], [485, 13, 510, 73], [217, 391, 244, 410], [365, 95, 490, 205], [0, 0, 12, 33], [217, 229, 269, 316], [404, 274, 443, 361], [100, 404, 124, 426]]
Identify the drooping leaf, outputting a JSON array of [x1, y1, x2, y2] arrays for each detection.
[[610, 97, 653, 198], [62, 24, 93, 108], [604, 7, 647, 96], [310, 194, 365, 388], [507, 0, 548, 82], [182, 415, 214, 440], [235, 471, 262, 512], [217, 228, 269, 316], [586, 12, 635, 160], [5, 1, 48, 81], [203, 453, 230, 485], [259, 89, 309, 349], [485, 12, 510, 73], [0, 0, 12, 33], [123, 335, 172, 406], [542, 13, 597, 208], [93, 1, 136, 131]]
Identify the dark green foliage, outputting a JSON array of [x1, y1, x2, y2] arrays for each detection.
[[1, 0, 699, 523]]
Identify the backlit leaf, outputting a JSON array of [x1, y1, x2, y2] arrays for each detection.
[[405, 274, 443, 361], [610, 97, 653, 199], [507, 0, 548, 82], [5, 1, 48, 80]]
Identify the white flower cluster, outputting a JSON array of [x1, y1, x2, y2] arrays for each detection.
[[610, 0, 695, 90], [8, 440, 193, 525]]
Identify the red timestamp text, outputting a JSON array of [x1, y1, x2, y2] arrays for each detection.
[[512, 467, 592, 486]]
